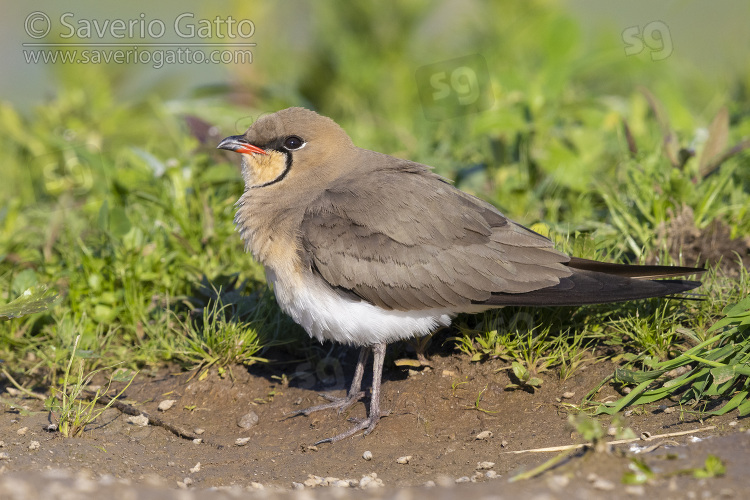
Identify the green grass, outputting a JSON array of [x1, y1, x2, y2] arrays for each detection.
[[1, 3, 749, 422], [589, 294, 750, 417], [45, 334, 136, 438]]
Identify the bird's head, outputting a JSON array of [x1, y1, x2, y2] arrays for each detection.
[[217, 107, 354, 189]]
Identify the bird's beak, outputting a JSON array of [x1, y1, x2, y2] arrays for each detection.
[[217, 135, 267, 155]]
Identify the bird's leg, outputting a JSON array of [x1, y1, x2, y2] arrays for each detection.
[[289, 346, 369, 417], [315, 342, 387, 445]]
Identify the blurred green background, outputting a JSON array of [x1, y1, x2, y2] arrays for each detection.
[[1, 1, 749, 377]]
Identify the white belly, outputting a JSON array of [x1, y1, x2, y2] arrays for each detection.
[[266, 269, 454, 346]]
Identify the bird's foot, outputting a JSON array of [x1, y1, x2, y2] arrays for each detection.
[[287, 391, 365, 417], [313, 411, 385, 445]]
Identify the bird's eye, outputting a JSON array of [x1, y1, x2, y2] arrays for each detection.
[[283, 136, 304, 150]]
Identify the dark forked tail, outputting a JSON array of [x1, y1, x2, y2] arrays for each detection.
[[483, 257, 705, 307], [565, 257, 703, 279]]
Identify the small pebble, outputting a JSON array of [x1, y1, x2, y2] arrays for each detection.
[[359, 473, 383, 489], [183, 477, 193, 486], [16, 427, 28, 436], [442, 370, 456, 377], [729, 421, 738, 427], [592, 478, 615, 491], [562, 391, 575, 399], [475, 430, 493, 440], [192, 438, 202, 444], [0, 441, 4, 447], [189, 462, 201, 473], [28, 441, 40, 451], [436, 475, 455, 487], [306, 445, 318, 452], [99, 474, 115, 485], [127, 415, 149, 427], [396, 455, 412, 464], [623, 387, 632, 394], [424, 480, 436, 487], [248, 482, 264, 490], [547, 475, 569, 491], [157, 400, 177, 412], [194, 428, 205, 435], [363, 450, 373, 461], [74, 475, 96, 492], [235, 437, 252, 446], [291, 482, 304, 490], [304, 475, 323, 488], [663, 406, 675, 414], [455, 476, 470, 483], [477, 461, 495, 470], [485, 470, 498, 479], [333, 480, 350, 488], [668, 477, 678, 491], [0, 452, 9, 460], [625, 485, 645, 496], [143, 474, 166, 487], [237, 411, 259, 429]]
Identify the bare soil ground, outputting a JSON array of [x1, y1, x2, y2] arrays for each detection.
[[0, 347, 748, 499], [652, 205, 750, 276]]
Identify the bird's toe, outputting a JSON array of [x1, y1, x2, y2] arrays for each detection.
[[286, 391, 365, 417], [313, 414, 381, 445]]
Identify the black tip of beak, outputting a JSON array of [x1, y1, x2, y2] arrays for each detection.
[[217, 135, 247, 152], [217, 136, 267, 155]]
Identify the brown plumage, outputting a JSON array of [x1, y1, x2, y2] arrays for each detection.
[[218, 107, 703, 444]]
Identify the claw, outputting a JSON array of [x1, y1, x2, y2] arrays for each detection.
[[313, 413, 382, 445], [286, 391, 365, 417]]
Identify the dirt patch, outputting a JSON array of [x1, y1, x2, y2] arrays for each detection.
[[0, 349, 747, 498], [653, 205, 750, 276]]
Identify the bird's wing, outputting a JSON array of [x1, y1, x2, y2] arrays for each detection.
[[300, 159, 572, 311]]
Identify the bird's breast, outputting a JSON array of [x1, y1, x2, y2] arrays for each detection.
[[234, 188, 305, 278]]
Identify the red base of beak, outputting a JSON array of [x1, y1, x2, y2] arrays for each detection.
[[217, 135, 267, 155]]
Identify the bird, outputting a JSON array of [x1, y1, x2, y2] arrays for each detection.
[[217, 107, 704, 444]]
